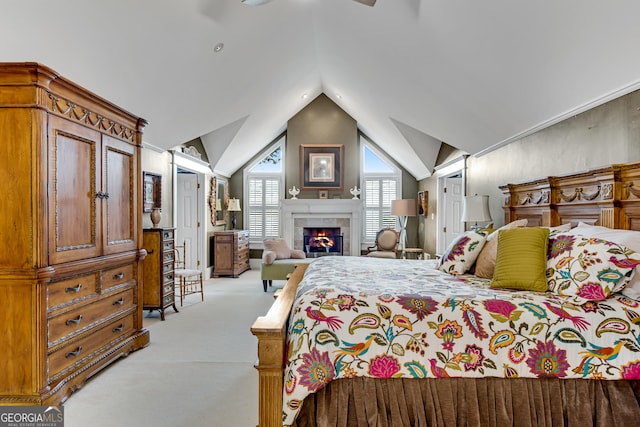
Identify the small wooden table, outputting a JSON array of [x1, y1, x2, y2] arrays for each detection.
[[402, 248, 426, 259]]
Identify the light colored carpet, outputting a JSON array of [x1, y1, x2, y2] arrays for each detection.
[[62, 269, 286, 427]]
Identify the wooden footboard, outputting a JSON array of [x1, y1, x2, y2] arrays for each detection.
[[251, 264, 308, 427]]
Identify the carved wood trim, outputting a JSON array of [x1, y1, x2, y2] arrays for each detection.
[[623, 182, 640, 200], [502, 161, 640, 231], [48, 94, 137, 143], [517, 191, 548, 206], [600, 207, 616, 229], [559, 186, 600, 202]]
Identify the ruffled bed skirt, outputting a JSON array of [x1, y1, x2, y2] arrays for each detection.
[[293, 377, 640, 426]]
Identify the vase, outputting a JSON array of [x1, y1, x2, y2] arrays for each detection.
[[150, 207, 161, 228]]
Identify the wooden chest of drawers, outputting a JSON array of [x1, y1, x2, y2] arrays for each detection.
[[44, 258, 146, 399], [0, 63, 149, 406], [47, 270, 137, 382], [142, 228, 178, 320], [213, 230, 250, 278]]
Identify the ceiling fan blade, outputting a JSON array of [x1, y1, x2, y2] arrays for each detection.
[[241, 0, 273, 5], [353, 0, 376, 6]]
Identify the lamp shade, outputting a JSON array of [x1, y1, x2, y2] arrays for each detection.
[[227, 198, 241, 212], [461, 195, 492, 222], [391, 199, 416, 217]]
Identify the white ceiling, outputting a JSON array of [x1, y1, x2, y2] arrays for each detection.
[[2, 0, 640, 179]]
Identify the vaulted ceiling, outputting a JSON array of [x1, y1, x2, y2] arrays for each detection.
[[2, 0, 639, 179]]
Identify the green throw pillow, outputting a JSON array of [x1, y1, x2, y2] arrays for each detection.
[[490, 227, 550, 292]]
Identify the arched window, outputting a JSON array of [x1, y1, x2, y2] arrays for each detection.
[[361, 136, 401, 244], [244, 135, 285, 244]]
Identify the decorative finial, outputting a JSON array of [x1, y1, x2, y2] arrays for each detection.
[[349, 186, 361, 199], [288, 186, 300, 200]]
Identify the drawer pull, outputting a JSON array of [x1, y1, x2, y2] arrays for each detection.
[[113, 272, 125, 280], [65, 283, 82, 293], [147, 249, 154, 254], [112, 324, 125, 333], [113, 297, 125, 306], [65, 314, 83, 326], [65, 346, 83, 358]]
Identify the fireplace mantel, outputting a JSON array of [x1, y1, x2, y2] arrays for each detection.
[[282, 199, 362, 256]]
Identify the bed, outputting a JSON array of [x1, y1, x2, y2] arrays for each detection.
[[251, 161, 640, 427]]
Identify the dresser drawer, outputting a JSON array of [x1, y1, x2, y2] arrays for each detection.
[[162, 229, 174, 240], [48, 273, 98, 310], [162, 270, 175, 287], [48, 312, 135, 380], [163, 260, 174, 274], [215, 234, 233, 244], [48, 288, 135, 344], [163, 293, 175, 306], [163, 250, 174, 263], [237, 232, 249, 244], [163, 282, 174, 295], [237, 250, 249, 263], [102, 264, 134, 290], [163, 240, 174, 252]]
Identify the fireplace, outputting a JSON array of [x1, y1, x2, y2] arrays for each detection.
[[281, 199, 362, 256], [303, 227, 343, 257]]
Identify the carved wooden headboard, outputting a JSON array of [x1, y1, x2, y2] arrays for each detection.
[[500, 161, 640, 231]]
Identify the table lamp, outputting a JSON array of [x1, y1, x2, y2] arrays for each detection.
[[391, 199, 416, 251], [228, 198, 241, 230], [461, 195, 492, 230]]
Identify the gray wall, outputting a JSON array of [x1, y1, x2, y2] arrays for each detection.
[[286, 93, 359, 199], [419, 89, 640, 256], [231, 93, 419, 248]]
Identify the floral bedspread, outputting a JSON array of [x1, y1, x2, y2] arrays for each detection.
[[283, 256, 640, 425]]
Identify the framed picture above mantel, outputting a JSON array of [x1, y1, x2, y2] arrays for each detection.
[[300, 144, 343, 190]]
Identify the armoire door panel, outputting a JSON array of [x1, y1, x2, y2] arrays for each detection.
[[102, 135, 137, 255], [48, 116, 102, 265]]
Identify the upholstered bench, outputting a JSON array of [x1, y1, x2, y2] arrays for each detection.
[[261, 258, 314, 292]]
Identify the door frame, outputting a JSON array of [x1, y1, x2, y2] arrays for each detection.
[[172, 151, 209, 278], [435, 159, 465, 255]]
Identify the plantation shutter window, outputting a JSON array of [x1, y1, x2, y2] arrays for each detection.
[[244, 140, 284, 245]]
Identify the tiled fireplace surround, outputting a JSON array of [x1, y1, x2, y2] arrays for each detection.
[[282, 199, 362, 256]]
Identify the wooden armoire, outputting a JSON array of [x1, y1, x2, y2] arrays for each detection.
[[0, 63, 150, 405]]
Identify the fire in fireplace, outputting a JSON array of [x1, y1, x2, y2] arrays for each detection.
[[303, 227, 343, 257]]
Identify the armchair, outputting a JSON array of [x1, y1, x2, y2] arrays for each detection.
[[365, 228, 400, 259]]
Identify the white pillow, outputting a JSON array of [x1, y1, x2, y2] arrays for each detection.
[[437, 230, 488, 275], [566, 223, 640, 299]]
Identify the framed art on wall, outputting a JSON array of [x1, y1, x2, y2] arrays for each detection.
[[208, 177, 227, 226], [301, 144, 344, 190], [418, 191, 428, 216], [143, 172, 162, 213]]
